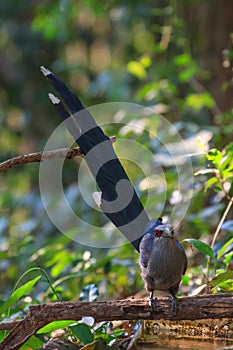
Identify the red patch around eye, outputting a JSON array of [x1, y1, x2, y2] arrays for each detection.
[[154, 229, 163, 237]]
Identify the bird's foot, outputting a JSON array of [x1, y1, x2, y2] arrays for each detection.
[[148, 291, 156, 311], [170, 295, 177, 316], [149, 297, 157, 311]]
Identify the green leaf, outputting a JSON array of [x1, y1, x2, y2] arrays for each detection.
[[37, 320, 76, 334], [222, 170, 233, 181], [113, 328, 125, 337], [19, 335, 44, 350], [183, 238, 214, 259], [70, 323, 94, 344], [173, 53, 192, 66], [213, 280, 233, 292], [136, 82, 157, 99], [182, 275, 190, 286], [224, 251, 233, 265], [212, 270, 233, 286], [226, 142, 233, 153], [0, 276, 41, 316], [179, 63, 197, 83], [219, 154, 232, 171], [127, 61, 147, 79], [185, 92, 215, 112], [217, 237, 233, 260], [50, 251, 72, 277], [140, 56, 152, 68], [205, 177, 219, 190], [207, 148, 223, 166]]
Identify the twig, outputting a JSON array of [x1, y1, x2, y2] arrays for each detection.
[[211, 196, 233, 248], [0, 136, 116, 173], [1, 295, 233, 350]]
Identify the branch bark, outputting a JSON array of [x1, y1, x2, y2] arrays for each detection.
[[0, 136, 116, 173], [1, 294, 233, 350]]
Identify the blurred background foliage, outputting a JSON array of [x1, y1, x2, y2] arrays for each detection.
[[0, 0, 233, 320]]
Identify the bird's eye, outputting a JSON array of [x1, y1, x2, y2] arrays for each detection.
[[154, 229, 162, 237]]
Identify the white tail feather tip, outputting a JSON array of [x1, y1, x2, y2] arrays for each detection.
[[48, 93, 60, 104], [40, 66, 52, 76], [92, 191, 102, 207]]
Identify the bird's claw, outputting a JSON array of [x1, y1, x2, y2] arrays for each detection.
[[149, 290, 156, 312], [171, 295, 177, 316], [149, 298, 156, 311]]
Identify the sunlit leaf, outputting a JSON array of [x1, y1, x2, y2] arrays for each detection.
[[50, 252, 72, 277], [217, 237, 233, 260], [140, 56, 152, 68], [222, 170, 233, 181], [185, 92, 215, 112], [136, 82, 157, 99], [0, 276, 41, 316], [218, 282, 233, 292], [205, 176, 219, 190], [182, 275, 190, 286], [38, 320, 76, 334], [207, 148, 223, 166], [212, 270, 233, 286], [179, 64, 197, 82], [224, 251, 233, 265], [226, 142, 233, 153], [219, 154, 232, 170], [127, 61, 147, 79]]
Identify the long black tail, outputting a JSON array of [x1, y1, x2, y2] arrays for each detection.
[[41, 67, 150, 251]]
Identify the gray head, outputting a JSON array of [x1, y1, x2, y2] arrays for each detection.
[[143, 217, 163, 235], [153, 224, 174, 238]]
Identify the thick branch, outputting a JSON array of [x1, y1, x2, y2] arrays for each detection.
[[0, 136, 116, 173], [1, 294, 233, 350], [0, 320, 21, 331]]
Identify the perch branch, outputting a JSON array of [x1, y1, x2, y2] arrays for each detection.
[[0, 136, 116, 173], [0, 320, 21, 331], [1, 294, 233, 350]]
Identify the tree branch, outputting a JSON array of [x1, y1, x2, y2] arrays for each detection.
[[0, 136, 116, 173], [0, 320, 21, 331], [1, 294, 233, 350]]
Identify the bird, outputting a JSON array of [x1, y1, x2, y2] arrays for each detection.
[[40, 66, 187, 314], [139, 219, 187, 314]]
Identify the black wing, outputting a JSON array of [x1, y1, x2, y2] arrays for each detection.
[[41, 67, 150, 252], [139, 217, 163, 267]]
